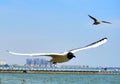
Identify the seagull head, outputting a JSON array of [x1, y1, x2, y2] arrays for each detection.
[[67, 52, 76, 59]]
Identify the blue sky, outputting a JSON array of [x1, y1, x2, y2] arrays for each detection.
[[0, 0, 120, 67]]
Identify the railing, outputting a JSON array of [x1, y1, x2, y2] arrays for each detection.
[[0, 66, 120, 73]]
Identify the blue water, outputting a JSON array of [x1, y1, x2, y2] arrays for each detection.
[[0, 73, 120, 84]]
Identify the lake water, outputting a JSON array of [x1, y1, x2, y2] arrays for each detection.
[[0, 73, 120, 84]]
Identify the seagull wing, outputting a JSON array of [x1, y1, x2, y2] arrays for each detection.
[[69, 37, 107, 53], [88, 15, 97, 22], [7, 50, 64, 57], [101, 21, 112, 24]]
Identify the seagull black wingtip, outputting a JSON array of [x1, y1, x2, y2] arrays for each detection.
[[103, 37, 108, 40]]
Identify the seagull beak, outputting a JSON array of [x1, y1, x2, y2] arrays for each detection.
[[73, 56, 76, 58]]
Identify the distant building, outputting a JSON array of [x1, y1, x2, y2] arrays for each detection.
[[33, 58, 40, 66], [26, 59, 33, 66], [0, 60, 7, 65], [26, 58, 52, 67]]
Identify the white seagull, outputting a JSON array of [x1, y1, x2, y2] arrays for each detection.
[[88, 15, 112, 25], [7, 37, 107, 64]]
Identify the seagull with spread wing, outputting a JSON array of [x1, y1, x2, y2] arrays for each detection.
[[88, 15, 112, 25], [8, 37, 107, 64]]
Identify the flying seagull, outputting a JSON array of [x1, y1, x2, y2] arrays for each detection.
[[7, 37, 107, 64], [88, 15, 112, 25]]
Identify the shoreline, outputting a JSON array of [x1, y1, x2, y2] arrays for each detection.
[[0, 70, 119, 74]]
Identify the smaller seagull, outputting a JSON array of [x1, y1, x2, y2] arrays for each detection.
[[7, 37, 107, 64], [88, 15, 112, 25]]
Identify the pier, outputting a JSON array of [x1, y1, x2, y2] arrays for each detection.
[[0, 65, 120, 74]]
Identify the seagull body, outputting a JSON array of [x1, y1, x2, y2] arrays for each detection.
[[88, 15, 111, 25], [8, 37, 107, 64]]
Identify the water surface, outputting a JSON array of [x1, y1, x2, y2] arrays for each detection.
[[0, 73, 120, 84]]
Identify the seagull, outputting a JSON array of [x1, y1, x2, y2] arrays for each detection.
[[88, 15, 112, 25], [7, 37, 107, 64]]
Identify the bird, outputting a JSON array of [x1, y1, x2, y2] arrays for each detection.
[[7, 37, 107, 64], [88, 15, 112, 25]]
